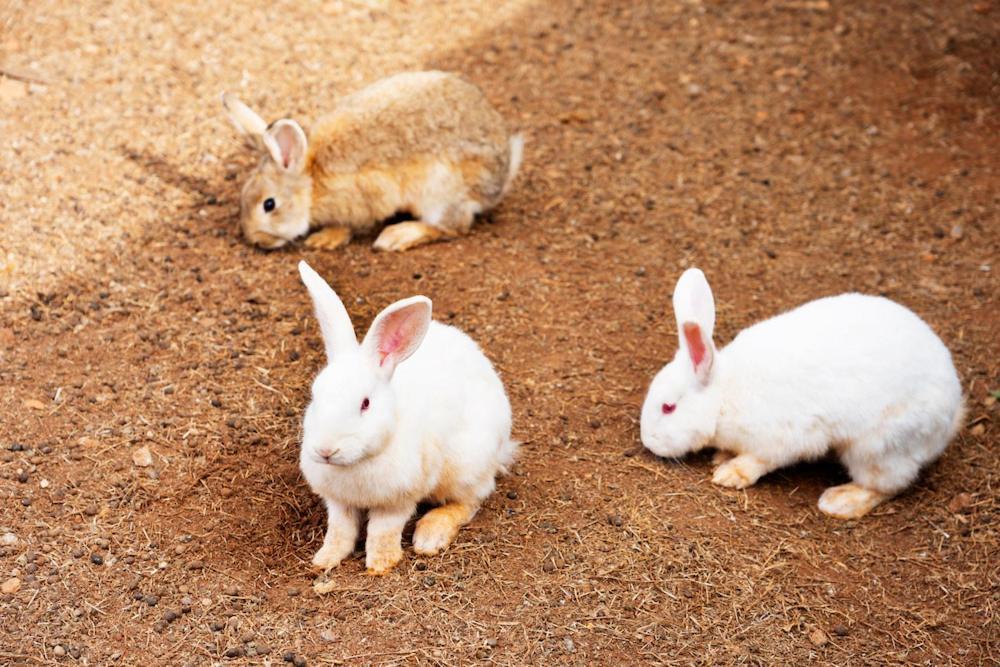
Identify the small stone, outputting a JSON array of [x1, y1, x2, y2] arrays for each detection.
[[1, 577, 21, 594], [283, 652, 295, 663], [414, 562, 427, 571], [17, 471, 29, 483], [948, 492, 974, 514], [563, 637, 576, 653], [256, 645, 272, 655], [53, 645, 66, 657], [211, 398, 222, 408], [1, 533, 16, 546], [90, 554, 104, 565], [224, 584, 240, 596], [607, 514, 624, 527], [319, 629, 336, 642], [293, 656, 307, 667], [831, 624, 849, 637], [21, 497, 31, 507], [210, 621, 225, 632], [132, 591, 144, 601], [809, 628, 829, 647], [224, 647, 245, 658], [506, 490, 518, 500], [153, 620, 168, 633], [286, 587, 300, 597], [164, 610, 179, 622], [72, 547, 85, 558], [145, 595, 159, 606], [969, 423, 986, 437], [39, 479, 50, 489], [422, 575, 436, 587], [84, 504, 99, 516], [132, 446, 153, 467], [187, 560, 205, 570]]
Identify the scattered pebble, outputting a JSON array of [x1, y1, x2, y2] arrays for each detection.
[[607, 514, 624, 527], [808, 627, 829, 647], [224, 646, 246, 658], [90, 554, 104, 565], [1, 533, 17, 546], [53, 645, 66, 657], [1, 577, 22, 594], [506, 490, 518, 500], [132, 446, 153, 467], [145, 595, 159, 607], [948, 492, 974, 514], [831, 624, 849, 637]]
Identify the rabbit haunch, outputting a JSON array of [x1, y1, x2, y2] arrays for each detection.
[[641, 268, 964, 519], [223, 71, 523, 251], [297, 262, 516, 574]]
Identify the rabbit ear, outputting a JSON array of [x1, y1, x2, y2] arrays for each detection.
[[263, 120, 307, 174], [672, 268, 716, 384], [361, 296, 432, 377], [298, 261, 358, 359], [221, 92, 268, 139]]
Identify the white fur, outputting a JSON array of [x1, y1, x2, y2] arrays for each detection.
[[297, 262, 515, 569], [641, 268, 964, 514]]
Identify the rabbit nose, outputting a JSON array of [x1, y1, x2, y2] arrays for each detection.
[[316, 447, 340, 461]]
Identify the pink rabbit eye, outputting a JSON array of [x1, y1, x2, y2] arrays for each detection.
[[662, 403, 676, 415], [360, 397, 370, 412]]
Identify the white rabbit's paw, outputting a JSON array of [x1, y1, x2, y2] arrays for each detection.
[[711, 455, 765, 489], [365, 535, 404, 575], [818, 483, 886, 519], [311, 541, 350, 571], [413, 505, 467, 555]]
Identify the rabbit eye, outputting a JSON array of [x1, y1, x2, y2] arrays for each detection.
[[360, 397, 370, 413], [263, 197, 276, 213], [662, 403, 676, 415]]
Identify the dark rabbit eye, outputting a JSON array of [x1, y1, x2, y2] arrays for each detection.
[[662, 403, 676, 415], [263, 197, 276, 213], [360, 397, 370, 412]]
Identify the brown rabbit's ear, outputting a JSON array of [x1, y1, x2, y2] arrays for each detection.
[[221, 92, 267, 150], [263, 120, 308, 174]]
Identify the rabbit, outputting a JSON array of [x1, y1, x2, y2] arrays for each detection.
[[222, 71, 524, 251], [640, 268, 964, 519], [296, 261, 517, 574]]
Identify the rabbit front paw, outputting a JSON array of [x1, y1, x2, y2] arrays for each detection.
[[818, 483, 887, 519], [712, 454, 768, 489], [365, 533, 404, 575]]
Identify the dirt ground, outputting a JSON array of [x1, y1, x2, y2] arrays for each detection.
[[1, 0, 998, 664]]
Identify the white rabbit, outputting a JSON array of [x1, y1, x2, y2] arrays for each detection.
[[297, 261, 516, 574], [640, 268, 964, 519]]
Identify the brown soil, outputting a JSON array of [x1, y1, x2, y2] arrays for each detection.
[[1, 0, 998, 665]]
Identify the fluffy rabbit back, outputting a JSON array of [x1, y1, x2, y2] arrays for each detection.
[[397, 322, 515, 493], [309, 71, 520, 235], [717, 294, 963, 494]]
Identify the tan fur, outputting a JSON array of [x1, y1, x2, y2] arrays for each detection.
[[230, 71, 520, 249], [413, 502, 477, 556]]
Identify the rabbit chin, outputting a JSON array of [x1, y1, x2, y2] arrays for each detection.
[[641, 429, 711, 459]]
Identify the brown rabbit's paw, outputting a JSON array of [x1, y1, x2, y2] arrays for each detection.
[[304, 227, 352, 250], [818, 483, 887, 519], [373, 222, 446, 252]]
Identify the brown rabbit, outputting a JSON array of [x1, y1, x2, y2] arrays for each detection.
[[222, 71, 523, 251]]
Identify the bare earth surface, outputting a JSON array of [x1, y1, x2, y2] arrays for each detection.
[[1, 0, 998, 665]]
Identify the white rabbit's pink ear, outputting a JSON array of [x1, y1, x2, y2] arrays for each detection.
[[362, 296, 432, 377], [263, 120, 308, 173], [682, 321, 713, 383], [298, 261, 358, 359], [672, 268, 716, 384]]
